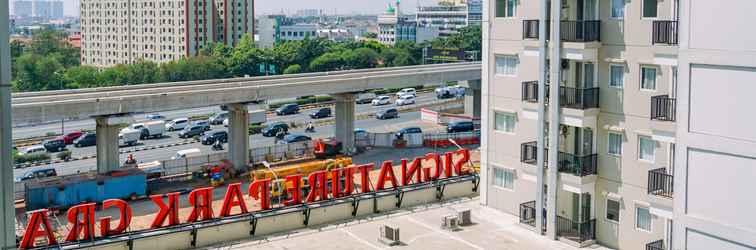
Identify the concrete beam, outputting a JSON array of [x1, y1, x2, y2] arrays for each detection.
[[96, 116, 131, 174], [227, 103, 250, 170], [334, 93, 356, 155], [463, 80, 482, 118]]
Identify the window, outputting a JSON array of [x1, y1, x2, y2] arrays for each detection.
[[609, 65, 624, 88], [608, 132, 622, 156], [636, 206, 652, 232], [495, 55, 518, 76], [492, 168, 514, 190], [494, 112, 515, 133], [639, 136, 656, 162], [643, 0, 658, 18], [611, 0, 625, 18], [495, 0, 516, 18], [606, 199, 620, 223], [641, 66, 657, 90]]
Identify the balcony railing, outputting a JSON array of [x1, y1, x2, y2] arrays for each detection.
[[648, 168, 674, 199], [652, 20, 678, 45], [646, 239, 665, 250], [519, 201, 546, 232], [556, 216, 596, 243], [521, 20, 600, 42], [651, 95, 676, 122], [521, 81, 600, 109], [521, 141, 598, 176]]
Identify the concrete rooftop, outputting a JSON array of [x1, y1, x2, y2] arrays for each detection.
[[203, 198, 613, 250]]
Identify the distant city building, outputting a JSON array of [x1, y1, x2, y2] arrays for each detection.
[[13, 0, 63, 19], [377, 0, 417, 46], [295, 9, 323, 17], [317, 28, 353, 42], [416, 0, 479, 37], [80, 0, 254, 67], [257, 15, 318, 48]]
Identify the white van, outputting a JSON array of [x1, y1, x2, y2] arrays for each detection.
[[165, 118, 189, 131], [19, 145, 46, 156], [172, 148, 202, 160], [396, 88, 417, 97]]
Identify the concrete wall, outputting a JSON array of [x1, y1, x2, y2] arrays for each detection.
[[65, 176, 478, 250]]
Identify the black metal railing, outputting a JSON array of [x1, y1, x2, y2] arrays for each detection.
[[556, 216, 596, 243], [646, 239, 665, 250], [561, 20, 601, 42], [648, 168, 674, 199], [557, 152, 598, 176], [651, 95, 676, 122], [520, 141, 540, 165], [521, 81, 600, 109], [519, 201, 536, 227], [523, 20, 542, 39], [652, 20, 678, 45]]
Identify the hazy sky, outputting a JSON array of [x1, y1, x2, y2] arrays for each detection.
[[48, 0, 440, 17]]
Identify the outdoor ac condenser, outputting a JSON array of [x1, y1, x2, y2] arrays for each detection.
[[378, 224, 401, 246], [441, 215, 459, 231], [457, 209, 472, 226]]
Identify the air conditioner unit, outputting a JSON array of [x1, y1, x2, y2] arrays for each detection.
[[441, 214, 459, 231], [457, 209, 472, 226], [378, 224, 401, 246]]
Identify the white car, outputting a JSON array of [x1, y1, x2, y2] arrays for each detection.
[[371, 96, 391, 106], [165, 118, 189, 131], [395, 95, 416, 106], [396, 88, 417, 97]]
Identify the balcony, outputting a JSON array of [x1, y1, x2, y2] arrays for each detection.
[[522, 81, 600, 110], [652, 21, 678, 45], [520, 141, 598, 177], [651, 95, 676, 122], [519, 201, 546, 232], [521, 20, 601, 43], [648, 168, 673, 199], [556, 216, 596, 244], [646, 239, 665, 250]]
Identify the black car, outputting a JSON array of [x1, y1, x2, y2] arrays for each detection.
[[447, 121, 475, 133], [73, 133, 97, 148], [376, 108, 399, 120], [396, 127, 423, 139], [208, 111, 229, 125], [261, 122, 289, 137], [278, 134, 312, 144], [309, 107, 332, 119], [179, 125, 205, 138], [276, 104, 300, 116], [43, 138, 66, 152], [201, 131, 228, 145]]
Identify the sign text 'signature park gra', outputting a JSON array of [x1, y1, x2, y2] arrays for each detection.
[[20, 149, 472, 249]]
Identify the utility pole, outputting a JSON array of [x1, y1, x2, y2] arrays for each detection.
[[1, 1, 18, 248]]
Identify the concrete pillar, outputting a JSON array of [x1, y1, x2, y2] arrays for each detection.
[[96, 116, 125, 174], [535, 0, 550, 236], [0, 2, 16, 247], [227, 103, 250, 170], [334, 93, 356, 155], [546, 0, 563, 240], [460, 80, 482, 118]]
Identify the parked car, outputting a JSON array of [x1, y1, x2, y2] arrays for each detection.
[[145, 114, 166, 121], [276, 104, 300, 116], [62, 131, 84, 145], [209, 111, 229, 125], [43, 138, 66, 152], [309, 107, 332, 119], [17, 168, 57, 182], [396, 127, 423, 139], [178, 125, 205, 138], [355, 93, 377, 104], [395, 95, 416, 106], [261, 122, 289, 137], [447, 121, 475, 133], [19, 145, 46, 156], [278, 134, 312, 144], [201, 131, 228, 145], [371, 96, 391, 106], [74, 133, 97, 147], [192, 120, 211, 131], [165, 118, 189, 131], [396, 88, 417, 97], [376, 108, 399, 120]]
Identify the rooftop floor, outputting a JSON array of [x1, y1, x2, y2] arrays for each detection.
[[204, 198, 612, 250]]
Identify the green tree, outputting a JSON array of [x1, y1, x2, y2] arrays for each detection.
[[309, 52, 343, 72], [283, 64, 302, 74], [63, 66, 99, 89], [342, 48, 379, 69]]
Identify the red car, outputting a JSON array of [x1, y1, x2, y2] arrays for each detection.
[[62, 131, 84, 145]]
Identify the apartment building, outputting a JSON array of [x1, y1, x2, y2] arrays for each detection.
[[416, 0, 480, 38], [481, 0, 682, 249], [257, 15, 317, 48], [80, 0, 253, 67], [13, 0, 64, 19]]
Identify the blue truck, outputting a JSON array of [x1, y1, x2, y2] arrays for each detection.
[[25, 168, 147, 211]]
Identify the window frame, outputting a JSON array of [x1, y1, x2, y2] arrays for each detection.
[[492, 166, 515, 191], [605, 198, 620, 224], [495, 0, 517, 18], [609, 64, 625, 88], [638, 135, 656, 163], [640, 66, 658, 91], [635, 205, 653, 232], [607, 132, 623, 156], [641, 0, 659, 19], [610, 0, 625, 19], [493, 111, 516, 134], [495, 55, 519, 77]]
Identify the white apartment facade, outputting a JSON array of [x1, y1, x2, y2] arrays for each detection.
[[481, 0, 684, 249], [80, 0, 253, 67]]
